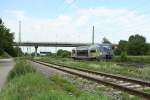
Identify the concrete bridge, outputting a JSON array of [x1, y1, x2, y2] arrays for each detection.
[[14, 42, 91, 56], [14, 42, 117, 56]]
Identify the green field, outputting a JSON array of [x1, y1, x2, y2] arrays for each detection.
[[37, 57, 150, 81]]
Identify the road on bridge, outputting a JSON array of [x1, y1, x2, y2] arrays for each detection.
[[0, 59, 15, 91]]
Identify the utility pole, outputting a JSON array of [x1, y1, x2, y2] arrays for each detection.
[[92, 25, 95, 45], [19, 21, 21, 44], [18, 21, 21, 56]]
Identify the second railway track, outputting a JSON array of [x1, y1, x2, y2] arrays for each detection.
[[31, 60, 150, 99]]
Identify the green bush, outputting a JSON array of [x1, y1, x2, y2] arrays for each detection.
[[8, 60, 36, 81], [120, 52, 128, 61], [57, 49, 71, 58]]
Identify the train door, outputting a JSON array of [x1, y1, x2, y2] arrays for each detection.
[[90, 49, 97, 58], [71, 49, 76, 58]]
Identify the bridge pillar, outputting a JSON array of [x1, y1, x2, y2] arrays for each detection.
[[35, 45, 38, 56]]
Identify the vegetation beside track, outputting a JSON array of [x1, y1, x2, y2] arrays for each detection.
[[113, 56, 150, 63], [0, 56, 6, 59], [37, 57, 150, 81], [7, 60, 36, 81], [0, 59, 108, 100], [0, 54, 9, 59]]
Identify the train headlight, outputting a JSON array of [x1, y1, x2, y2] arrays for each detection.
[[99, 52, 102, 55]]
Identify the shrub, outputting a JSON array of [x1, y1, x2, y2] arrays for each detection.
[[120, 52, 128, 61], [8, 60, 36, 80], [57, 49, 71, 58]]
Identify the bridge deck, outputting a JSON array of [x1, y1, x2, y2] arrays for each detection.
[[14, 42, 92, 47]]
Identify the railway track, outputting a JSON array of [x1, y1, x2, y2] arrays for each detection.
[[32, 60, 150, 99]]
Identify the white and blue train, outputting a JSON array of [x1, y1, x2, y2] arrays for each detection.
[[71, 43, 113, 60]]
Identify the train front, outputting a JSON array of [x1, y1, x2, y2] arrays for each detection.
[[99, 44, 113, 59]]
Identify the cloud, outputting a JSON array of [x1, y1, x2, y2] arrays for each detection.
[[3, 8, 150, 45], [76, 8, 150, 42], [65, 0, 75, 4], [5, 10, 26, 20], [58, 15, 72, 21]]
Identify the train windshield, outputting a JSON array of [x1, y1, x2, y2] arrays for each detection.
[[103, 45, 111, 50], [99, 44, 112, 51]]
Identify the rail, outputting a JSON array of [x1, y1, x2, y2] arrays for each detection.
[[31, 60, 150, 99]]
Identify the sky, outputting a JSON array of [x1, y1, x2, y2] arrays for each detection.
[[1, 0, 150, 52]]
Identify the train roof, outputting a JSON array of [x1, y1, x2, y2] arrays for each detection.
[[72, 43, 112, 50], [75, 44, 99, 50], [99, 43, 112, 46]]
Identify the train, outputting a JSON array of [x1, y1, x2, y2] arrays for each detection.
[[71, 43, 113, 60]]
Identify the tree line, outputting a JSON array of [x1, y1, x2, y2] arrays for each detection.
[[55, 35, 150, 57], [113, 34, 150, 56]]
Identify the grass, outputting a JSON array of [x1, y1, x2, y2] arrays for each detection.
[[7, 60, 36, 81], [0, 55, 8, 59], [143, 88, 150, 94], [113, 56, 150, 63], [37, 57, 150, 81], [50, 75, 82, 96], [0, 56, 3, 59], [0, 59, 108, 100]]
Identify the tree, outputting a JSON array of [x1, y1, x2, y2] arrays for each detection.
[[127, 34, 148, 55], [13, 47, 23, 57], [0, 48, 3, 55], [57, 49, 71, 58], [102, 37, 111, 44], [0, 18, 21, 56], [147, 43, 150, 55], [114, 40, 128, 55], [0, 18, 2, 24]]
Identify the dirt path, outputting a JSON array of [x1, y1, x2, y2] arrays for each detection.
[[0, 59, 14, 91]]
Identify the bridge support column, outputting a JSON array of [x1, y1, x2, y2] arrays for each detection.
[[35, 46, 38, 56]]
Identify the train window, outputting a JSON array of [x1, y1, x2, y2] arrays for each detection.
[[90, 50, 96, 53], [99, 44, 112, 52], [72, 50, 75, 54], [77, 50, 88, 56]]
